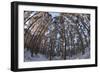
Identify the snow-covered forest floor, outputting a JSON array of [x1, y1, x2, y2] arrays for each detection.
[[24, 49, 48, 62], [24, 48, 90, 62]]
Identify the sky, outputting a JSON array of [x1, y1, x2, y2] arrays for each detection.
[[49, 12, 60, 18]]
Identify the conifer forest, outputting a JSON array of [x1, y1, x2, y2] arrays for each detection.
[[24, 11, 90, 62]]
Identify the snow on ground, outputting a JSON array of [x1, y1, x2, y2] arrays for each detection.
[[24, 49, 48, 62], [24, 48, 90, 62], [66, 48, 90, 60]]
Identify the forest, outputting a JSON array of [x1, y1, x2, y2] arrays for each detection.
[[24, 11, 90, 62]]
